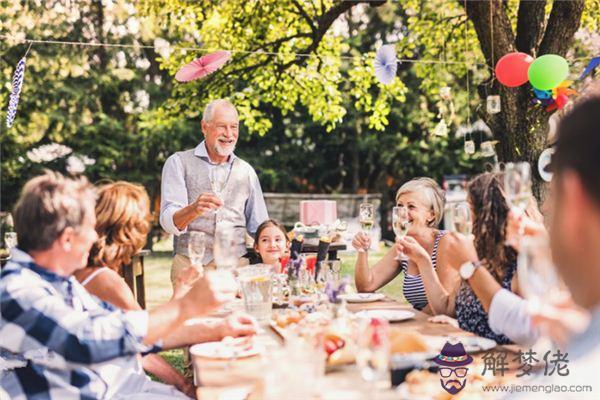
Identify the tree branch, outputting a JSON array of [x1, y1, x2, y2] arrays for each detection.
[[459, 0, 514, 67], [515, 0, 546, 55], [538, 0, 585, 56], [290, 0, 317, 36]]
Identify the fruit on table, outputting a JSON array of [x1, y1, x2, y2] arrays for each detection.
[[324, 334, 346, 356]]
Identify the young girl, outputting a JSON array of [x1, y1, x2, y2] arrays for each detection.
[[253, 219, 290, 271]]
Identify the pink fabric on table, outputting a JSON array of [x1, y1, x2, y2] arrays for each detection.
[[299, 200, 337, 226]]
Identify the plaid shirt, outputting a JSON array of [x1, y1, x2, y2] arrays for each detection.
[[0, 248, 153, 399]]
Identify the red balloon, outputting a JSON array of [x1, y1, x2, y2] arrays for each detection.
[[495, 52, 534, 87]]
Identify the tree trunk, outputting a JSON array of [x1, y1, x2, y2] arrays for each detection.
[[459, 0, 585, 195]]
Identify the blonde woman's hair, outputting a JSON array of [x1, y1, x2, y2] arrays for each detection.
[[88, 181, 151, 273], [395, 177, 445, 227]]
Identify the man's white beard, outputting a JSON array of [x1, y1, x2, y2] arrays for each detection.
[[214, 143, 235, 157]]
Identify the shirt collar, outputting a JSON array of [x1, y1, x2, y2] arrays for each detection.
[[10, 247, 70, 283], [194, 141, 236, 165]]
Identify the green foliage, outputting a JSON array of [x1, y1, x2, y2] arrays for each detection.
[[1, 0, 597, 222]]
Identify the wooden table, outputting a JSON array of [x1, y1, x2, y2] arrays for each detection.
[[193, 299, 519, 399], [121, 249, 151, 309]]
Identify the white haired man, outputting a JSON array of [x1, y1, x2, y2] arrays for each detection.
[[160, 99, 268, 289]]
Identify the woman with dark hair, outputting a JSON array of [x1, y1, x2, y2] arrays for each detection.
[[454, 172, 521, 344]]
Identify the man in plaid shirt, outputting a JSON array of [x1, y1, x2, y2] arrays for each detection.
[[0, 172, 247, 399]]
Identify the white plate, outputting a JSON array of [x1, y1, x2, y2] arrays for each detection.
[[190, 341, 264, 359], [424, 335, 497, 353], [354, 309, 415, 322], [339, 293, 385, 303]]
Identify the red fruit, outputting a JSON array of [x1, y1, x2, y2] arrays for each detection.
[[325, 340, 338, 356]]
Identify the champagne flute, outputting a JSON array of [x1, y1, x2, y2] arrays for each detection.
[[392, 206, 410, 261], [356, 317, 390, 390], [4, 232, 17, 250], [209, 167, 226, 199], [452, 202, 472, 236], [504, 162, 532, 212], [358, 203, 375, 252], [517, 236, 563, 353], [213, 224, 238, 271], [187, 231, 205, 272]]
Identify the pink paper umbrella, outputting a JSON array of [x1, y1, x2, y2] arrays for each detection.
[[175, 50, 232, 82]]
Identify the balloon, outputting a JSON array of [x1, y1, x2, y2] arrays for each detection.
[[495, 52, 534, 87], [528, 54, 569, 90], [533, 88, 552, 99]]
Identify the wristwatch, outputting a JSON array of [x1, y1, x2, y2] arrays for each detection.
[[460, 260, 482, 280]]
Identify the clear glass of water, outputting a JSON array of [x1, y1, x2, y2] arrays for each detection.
[[4, 232, 17, 250], [238, 264, 273, 325], [187, 231, 205, 271], [452, 202, 472, 236], [356, 317, 390, 388], [392, 206, 410, 261], [358, 203, 374, 252]]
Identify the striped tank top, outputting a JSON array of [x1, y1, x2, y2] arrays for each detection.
[[400, 230, 446, 311]]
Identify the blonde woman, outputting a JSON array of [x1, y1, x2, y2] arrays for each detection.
[[74, 182, 256, 398], [353, 177, 467, 315]]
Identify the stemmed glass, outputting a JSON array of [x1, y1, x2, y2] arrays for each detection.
[[517, 236, 563, 353], [356, 317, 390, 391], [504, 162, 532, 212], [213, 224, 238, 271], [209, 167, 226, 199], [4, 232, 17, 251], [187, 232, 205, 272], [452, 202, 472, 236], [392, 206, 410, 261], [358, 203, 374, 252]]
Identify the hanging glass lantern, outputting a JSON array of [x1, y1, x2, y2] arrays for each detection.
[[480, 140, 497, 157], [464, 139, 475, 154], [486, 95, 501, 114]]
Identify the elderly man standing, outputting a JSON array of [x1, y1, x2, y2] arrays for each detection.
[[160, 99, 268, 287], [0, 172, 253, 399]]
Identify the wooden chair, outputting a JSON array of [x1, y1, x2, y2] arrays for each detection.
[[122, 249, 151, 309]]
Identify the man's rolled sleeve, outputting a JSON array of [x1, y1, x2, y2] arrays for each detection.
[[489, 288, 538, 345], [160, 154, 188, 236]]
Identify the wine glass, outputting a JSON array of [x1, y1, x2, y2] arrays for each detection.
[[392, 206, 410, 261], [358, 203, 374, 252], [187, 232, 205, 272], [209, 167, 226, 199], [452, 202, 472, 236], [4, 232, 17, 250], [213, 224, 238, 271], [517, 236, 562, 314], [517, 236, 563, 353], [504, 162, 532, 212], [356, 317, 390, 390]]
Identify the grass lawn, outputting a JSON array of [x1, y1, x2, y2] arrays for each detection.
[[144, 238, 405, 376]]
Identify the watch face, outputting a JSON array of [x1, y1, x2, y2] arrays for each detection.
[[460, 262, 474, 280]]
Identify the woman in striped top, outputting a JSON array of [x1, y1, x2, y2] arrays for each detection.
[[354, 177, 469, 315]]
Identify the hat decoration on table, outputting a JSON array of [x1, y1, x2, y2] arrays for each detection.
[[175, 50, 232, 82]]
